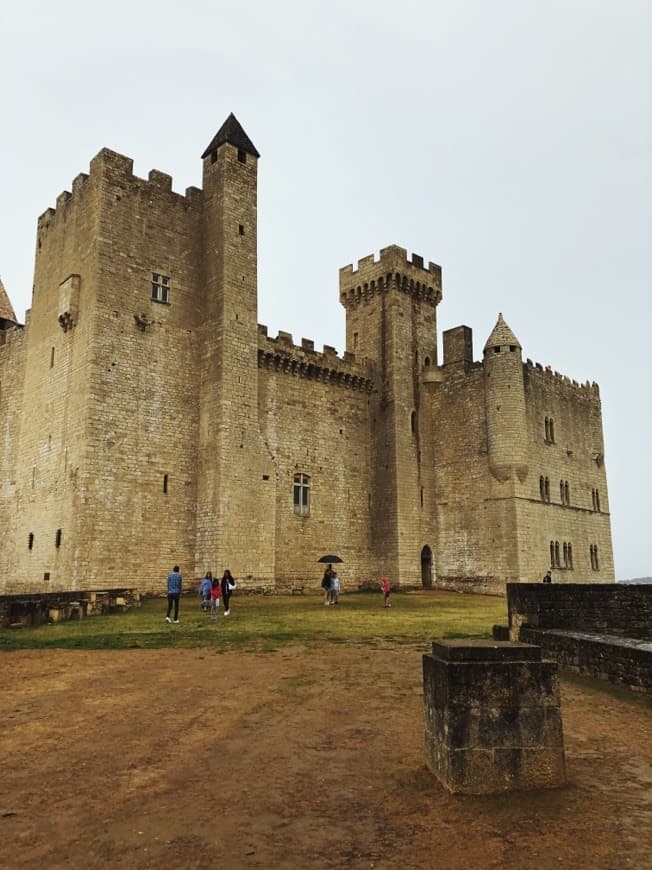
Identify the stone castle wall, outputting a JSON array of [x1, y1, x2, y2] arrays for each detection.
[[0, 327, 26, 585], [517, 364, 614, 583], [0, 121, 616, 596]]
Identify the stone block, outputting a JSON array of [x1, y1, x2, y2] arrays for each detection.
[[423, 640, 566, 794]]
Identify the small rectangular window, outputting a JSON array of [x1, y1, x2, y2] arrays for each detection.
[[237, 149, 247, 163], [293, 473, 310, 517], [151, 273, 170, 304], [239, 224, 245, 235]]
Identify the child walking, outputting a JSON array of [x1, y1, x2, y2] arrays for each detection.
[[380, 576, 391, 608], [210, 577, 221, 620]]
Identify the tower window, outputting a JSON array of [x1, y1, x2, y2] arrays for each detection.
[[28, 533, 34, 551], [410, 411, 416, 434], [50, 347, 55, 368], [237, 149, 247, 164], [55, 528, 62, 548], [163, 474, 168, 494], [151, 273, 170, 304], [239, 224, 245, 236], [293, 473, 310, 517], [592, 488, 601, 512]]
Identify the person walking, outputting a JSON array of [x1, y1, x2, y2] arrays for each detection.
[[199, 571, 213, 611], [542, 569, 553, 583], [165, 565, 183, 623], [380, 575, 391, 608], [210, 576, 221, 620], [330, 571, 341, 604], [321, 565, 334, 605], [221, 569, 237, 616]]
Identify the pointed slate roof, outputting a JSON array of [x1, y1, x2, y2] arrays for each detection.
[[0, 277, 18, 324], [201, 113, 260, 160], [484, 313, 521, 351]]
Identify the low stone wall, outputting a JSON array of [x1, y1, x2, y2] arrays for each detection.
[[519, 628, 652, 695], [504, 583, 652, 694], [0, 590, 141, 628], [507, 583, 652, 640]]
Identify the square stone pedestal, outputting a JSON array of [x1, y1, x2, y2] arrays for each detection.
[[423, 639, 566, 794]]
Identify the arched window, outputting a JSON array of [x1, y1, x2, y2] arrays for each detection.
[[594, 545, 599, 570], [410, 410, 416, 434], [565, 481, 570, 505], [568, 543, 573, 569], [550, 541, 555, 566], [421, 545, 433, 588], [554, 541, 560, 567], [549, 419, 555, 442], [596, 490, 600, 512], [544, 477, 550, 503], [540, 476, 545, 501], [424, 356, 431, 367], [28, 533, 34, 551], [560, 480, 565, 503], [55, 528, 62, 548], [293, 473, 310, 517], [545, 417, 550, 441], [563, 542, 568, 567]]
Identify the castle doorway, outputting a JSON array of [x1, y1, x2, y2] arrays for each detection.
[[421, 546, 433, 588]]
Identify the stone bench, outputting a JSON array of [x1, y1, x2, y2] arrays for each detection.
[[518, 627, 652, 695]]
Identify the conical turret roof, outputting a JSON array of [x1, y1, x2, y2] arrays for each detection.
[[201, 113, 260, 159], [484, 313, 521, 351], [0, 277, 18, 324]]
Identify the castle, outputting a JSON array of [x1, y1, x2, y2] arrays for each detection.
[[0, 114, 615, 595]]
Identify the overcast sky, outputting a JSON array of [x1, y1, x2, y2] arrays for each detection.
[[1, 1, 650, 579]]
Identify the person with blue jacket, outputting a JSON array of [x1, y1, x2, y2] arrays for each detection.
[[198, 571, 213, 611], [165, 565, 183, 623]]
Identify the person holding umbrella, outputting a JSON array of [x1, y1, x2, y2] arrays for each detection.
[[318, 555, 343, 606]]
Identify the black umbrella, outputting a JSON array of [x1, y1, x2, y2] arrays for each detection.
[[317, 555, 343, 563]]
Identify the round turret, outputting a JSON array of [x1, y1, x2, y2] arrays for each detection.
[[483, 313, 528, 482]]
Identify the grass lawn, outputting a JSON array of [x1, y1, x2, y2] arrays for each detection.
[[0, 589, 507, 652]]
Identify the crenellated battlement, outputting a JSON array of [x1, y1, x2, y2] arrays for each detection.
[[36, 148, 203, 234], [257, 324, 374, 391], [525, 358, 600, 397], [339, 244, 442, 308]]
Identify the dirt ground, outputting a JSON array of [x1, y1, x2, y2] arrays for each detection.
[[1, 646, 651, 869]]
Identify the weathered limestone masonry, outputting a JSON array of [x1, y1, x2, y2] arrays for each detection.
[[423, 640, 566, 794], [504, 583, 652, 692], [0, 114, 615, 594]]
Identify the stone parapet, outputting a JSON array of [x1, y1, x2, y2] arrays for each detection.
[[257, 326, 375, 392], [507, 583, 652, 640]]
